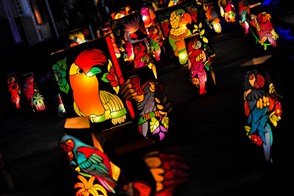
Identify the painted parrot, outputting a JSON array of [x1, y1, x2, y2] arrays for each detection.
[[69, 49, 127, 124], [204, 4, 222, 33], [218, 0, 236, 23], [123, 14, 146, 62], [238, 0, 250, 34], [243, 70, 282, 163], [22, 74, 35, 109], [250, 12, 279, 49], [22, 74, 46, 112], [120, 76, 172, 140], [187, 39, 207, 95], [133, 41, 157, 79], [168, 9, 192, 65], [7, 74, 21, 109], [59, 134, 117, 193]]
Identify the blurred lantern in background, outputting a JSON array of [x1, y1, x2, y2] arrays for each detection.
[[6, 72, 21, 109], [21, 72, 46, 112]]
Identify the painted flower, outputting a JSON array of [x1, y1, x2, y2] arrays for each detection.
[[150, 117, 168, 141], [74, 175, 107, 196], [102, 60, 120, 94], [52, 58, 70, 94], [106, 67, 119, 87], [33, 92, 46, 111], [250, 134, 263, 146]]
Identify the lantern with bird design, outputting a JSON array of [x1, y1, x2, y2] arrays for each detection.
[[50, 37, 135, 131], [155, 0, 212, 66]]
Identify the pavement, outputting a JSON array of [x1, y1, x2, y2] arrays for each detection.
[[1, 4, 294, 196]]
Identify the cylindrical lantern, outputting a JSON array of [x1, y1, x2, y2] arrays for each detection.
[[21, 72, 46, 112], [6, 72, 21, 109]]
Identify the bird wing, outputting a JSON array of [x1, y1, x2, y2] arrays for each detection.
[[99, 90, 127, 125], [77, 149, 117, 193], [120, 76, 144, 101]]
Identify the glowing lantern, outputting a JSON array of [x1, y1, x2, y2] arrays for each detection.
[[111, 12, 148, 63], [155, 0, 211, 66], [50, 37, 135, 129], [21, 72, 46, 112], [6, 72, 21, 109], [241, 55, 283, 163]]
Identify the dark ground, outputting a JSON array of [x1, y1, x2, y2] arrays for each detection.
[[1, 4, 294, 196]]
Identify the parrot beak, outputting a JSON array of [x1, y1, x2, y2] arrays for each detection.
[[69, 63, 80, 76], [180, 13, 192, 25]]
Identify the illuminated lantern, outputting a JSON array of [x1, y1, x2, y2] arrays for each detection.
[[147, 25, 165, 61], [238, 0, 261, 34], [6, 72, 21, 109], [241, 55, 282, 163], [140, 5, 166, 62], [218, 0, 236, 23], [59, 133, 120, 195], [50, 37, 135, 130], [185, 33, 216, 95], [21, 72, 46, 112], [203, 2, 222, 33], [133, 40, 157, 79], [120, 70, 172, 141], [152, 0, 182, 10], [155, 0, 210, 66], [111, 12, 148, 63], [61, 26, 95, 49], [141, 6, 156, 29], [143, 151, 190, 195], [110, 6, 131, 20], [250, 12, 279, 50]]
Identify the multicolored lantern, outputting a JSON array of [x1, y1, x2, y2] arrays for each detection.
[[111, 12, 149, 63], [238, 0, 261, 34], [185, 33, 216, 94], [249, 11, 279, 50], [218, 0, 236, 23], [6, 72, 21, 109], [60, 25, 95, 49], [21, 72, 46, 112], [50, 36, 135, 129], [133, 40, 158, 79], [120, 67, 172, 141], [140, 5, 166, 62], [59, 133, 121, 195], [202, 1, 222, 33], [241, 56, 282, 163], [155, 0, 211, 66]]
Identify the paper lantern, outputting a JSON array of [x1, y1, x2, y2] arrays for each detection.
[[140, 5, 166, 62], [241, 55, 283, 163], [59, 25, 95, 49], [111, 12, 148, 63], [184, 33, 216, 94], [59, 133, 120, 195], [218, 0, 236, 23], [133, 40, 158, 79], [155, 0, 210, 66], [249, 12, 279, 50], [50, 37, 135, 130], [238, 0, 261, 34], [21, 72, 46, 112], [6, 72, 21, 109], [202, 2, 222, 33], [120, 67, 172, 141]]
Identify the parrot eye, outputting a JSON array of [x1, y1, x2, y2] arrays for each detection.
[[77, 68, 84, 74]]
